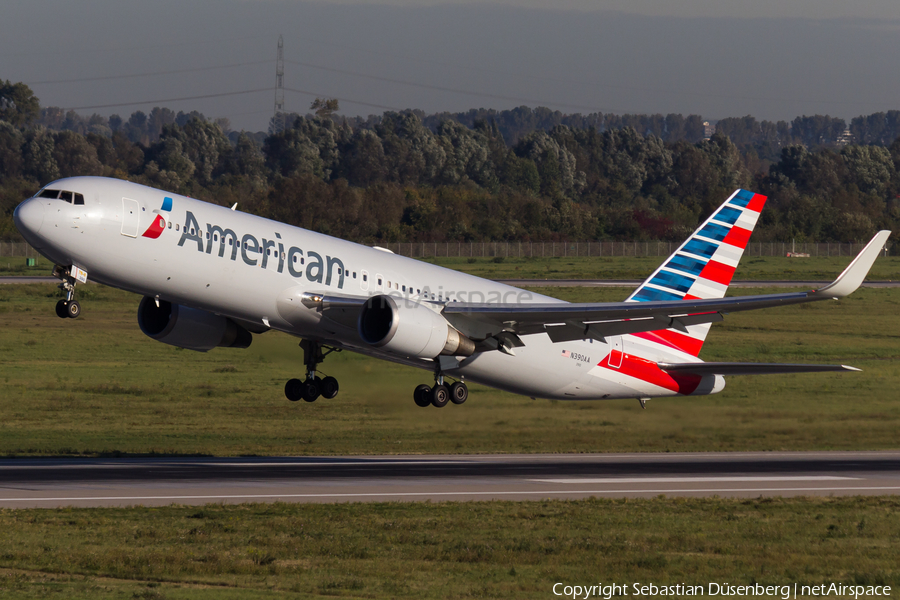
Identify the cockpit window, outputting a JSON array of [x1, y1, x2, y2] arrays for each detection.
[[37, 189, 83, 204]]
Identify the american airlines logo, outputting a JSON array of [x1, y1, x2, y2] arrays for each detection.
[[141, 196, 173, 239], [176, 210, 347, 289]]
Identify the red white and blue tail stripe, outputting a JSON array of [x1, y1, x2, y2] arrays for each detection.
[[626, 189, 767, 356]]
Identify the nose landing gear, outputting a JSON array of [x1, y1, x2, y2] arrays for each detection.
[[285, 340, 341, 403], [52, 265, 88, 319]]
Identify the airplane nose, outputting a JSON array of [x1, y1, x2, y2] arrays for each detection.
[[13, 198, 45, 237]]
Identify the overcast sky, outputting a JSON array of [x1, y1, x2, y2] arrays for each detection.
[[2, 0, 900, 132]]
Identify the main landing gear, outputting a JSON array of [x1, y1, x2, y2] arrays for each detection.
[[414, 374, 468, 408], [285, 339, 340, 403], [52, 265, 87, 319]]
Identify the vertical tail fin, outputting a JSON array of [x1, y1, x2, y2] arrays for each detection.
[[628, 189, 767, 356]]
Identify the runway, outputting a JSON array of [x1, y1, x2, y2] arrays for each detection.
[[2, 451, 899, 508]]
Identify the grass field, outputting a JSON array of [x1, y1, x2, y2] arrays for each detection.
[[0, 283, 898, 456], [1, 496, 899, 599], [4, 253, 900, 281]]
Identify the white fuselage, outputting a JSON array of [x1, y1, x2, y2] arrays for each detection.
[[15, 177, 717, 400]]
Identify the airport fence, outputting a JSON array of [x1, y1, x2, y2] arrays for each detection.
[[0, 241, 42, 259], [0, 240, 891, 260]]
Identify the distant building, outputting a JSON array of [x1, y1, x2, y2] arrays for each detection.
[[836, 128, 853, 146], [703, 121, 716, 140]]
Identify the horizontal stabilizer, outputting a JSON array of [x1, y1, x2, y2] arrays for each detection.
[[658, 362, 860, 376]]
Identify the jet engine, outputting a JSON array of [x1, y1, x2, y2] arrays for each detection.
[[358, 294, 475, 358], [138, 296, 252, 352]]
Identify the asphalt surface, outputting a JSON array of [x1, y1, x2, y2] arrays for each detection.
[[2, 451, 899, 508]]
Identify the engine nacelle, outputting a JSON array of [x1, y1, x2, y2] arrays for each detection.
[[358, 295, 475, 359], [138, 296, 252, 352]]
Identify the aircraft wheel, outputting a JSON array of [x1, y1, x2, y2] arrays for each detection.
[[285, 378, 304, 402], [66, 300, 81, 319], [449, 381, 468, 405], [431, 384, 450, 408], [302, 377, 321, 402], [321, 376, 339, 399], [414, 384, 432, 407], [55, 300, 69, 319]]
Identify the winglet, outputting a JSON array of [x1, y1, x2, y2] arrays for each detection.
[[813, 230, 891, 298]]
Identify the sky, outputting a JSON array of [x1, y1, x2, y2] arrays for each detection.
[[2, 0, 900, 132]]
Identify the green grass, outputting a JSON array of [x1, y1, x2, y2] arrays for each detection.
[[0, 283, 898, 456], [0, 256, 48, 276], [1, 497, 899, 599]]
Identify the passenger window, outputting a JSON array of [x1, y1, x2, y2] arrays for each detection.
[[176, 224, 180, 231], [214, 234, 218, 242], [363, 274, 368, 282], [74, 193, 84, 205], [38, 189, 60, 199], [402, 285, 406, 292], [60, 191, 73, 203], [168, 222, 172, 229], [353, 272, 357, 279]]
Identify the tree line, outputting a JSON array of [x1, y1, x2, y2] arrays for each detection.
[[2, 79, 899, 245]]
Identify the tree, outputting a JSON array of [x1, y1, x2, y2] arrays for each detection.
[[310, 98, 339, 119], [791, 115, 846, 147], [52, 130, 103, 177], [147, 107, 176, 143], [0, 120, 24, 177], [0, 80, 40, 128], [21, 128, 59, 183]]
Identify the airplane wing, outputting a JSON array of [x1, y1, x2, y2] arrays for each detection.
[[658, 362, 860, 376], [301, 230, 888, 354], [441, 230, 890, 346]]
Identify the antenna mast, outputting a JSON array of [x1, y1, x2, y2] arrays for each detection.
[[273, 35, 285, 134]]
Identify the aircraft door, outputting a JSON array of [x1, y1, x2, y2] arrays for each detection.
[[360, 270, 369, 291], [608, 336, 624, 369], [121, 198, 140, 237]]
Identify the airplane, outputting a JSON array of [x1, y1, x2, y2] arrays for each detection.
[[12, 176, 890, 408]]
